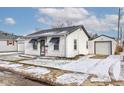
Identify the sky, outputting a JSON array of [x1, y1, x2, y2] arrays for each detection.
[[0, 7, 124, 38]]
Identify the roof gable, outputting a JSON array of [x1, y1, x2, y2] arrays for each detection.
[[90, 35, 116, 41], [0, 31, 18, 40]]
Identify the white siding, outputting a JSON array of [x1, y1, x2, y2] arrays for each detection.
[[88, 36, 117, 55], [66, 28, 89, 58], [0, 40, 17, 52], [17, 41, 24, 52], [45, 36, 66, 57], [24, 39, 40, 56]]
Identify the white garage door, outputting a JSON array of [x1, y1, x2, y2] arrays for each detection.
[[95, 41, 112, 55]]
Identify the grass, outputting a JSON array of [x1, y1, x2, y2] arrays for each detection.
[[90, 55, 108, 59]]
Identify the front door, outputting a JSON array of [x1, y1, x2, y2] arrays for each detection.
[[40, 40, 45, 56]]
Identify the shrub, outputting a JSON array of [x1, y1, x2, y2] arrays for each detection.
[[115, 46, 123, 55]]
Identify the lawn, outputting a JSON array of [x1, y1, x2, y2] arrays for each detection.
[[90, 55, 108, 59]]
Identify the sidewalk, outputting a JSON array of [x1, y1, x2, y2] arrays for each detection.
[[0, 52, 23, 56]]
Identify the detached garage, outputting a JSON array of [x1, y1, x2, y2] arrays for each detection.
[[88, 35, 117, 55], [17, 37, 25, 52]]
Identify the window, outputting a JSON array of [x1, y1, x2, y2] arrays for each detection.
[[86, 41, 88, 49], [50, 37, 60, 51], [74, 39, 77, 50], [54, 43, 59, 50], [7, 40, 15, 46], [33, 41, 38, 50], [54, 38, 59, 50]]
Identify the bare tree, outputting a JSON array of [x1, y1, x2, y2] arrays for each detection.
[[89, 32, 98, 39], [51, 18, 74, 28]]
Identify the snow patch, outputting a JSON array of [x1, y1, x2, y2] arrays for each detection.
[[55, 73, 89, 85], [24, 67, 50, 75], [6, 64, 23, 68], [90, 77, 111, 82], [60, 55, 121, 81], [61, 59, 101, 73], [0, 72, 6, 77], [20, 58, 72, 68], [120, 52, 124, 61]]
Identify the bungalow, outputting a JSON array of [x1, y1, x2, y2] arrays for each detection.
[[24, 25, 90, 58]]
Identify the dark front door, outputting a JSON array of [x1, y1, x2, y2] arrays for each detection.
[[40, 40, 45, 56]]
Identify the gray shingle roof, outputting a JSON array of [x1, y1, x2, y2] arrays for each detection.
[[27, 25, 90, 38], [89, 34, 116, 41], [0, 31, 18, 40]]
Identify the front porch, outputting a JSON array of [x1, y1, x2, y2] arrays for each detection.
[[25, 36, 65, 57]]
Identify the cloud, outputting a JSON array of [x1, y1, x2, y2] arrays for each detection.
[[35, 8, 124, 35], [41, 8, 89, 19], [4, 17, 16, 25]]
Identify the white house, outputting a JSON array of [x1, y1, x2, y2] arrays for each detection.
[[24, 25, 90, 58], [88, 35, 117, 55], [0, 31, 18, 52], [0, 31, 25, 53]]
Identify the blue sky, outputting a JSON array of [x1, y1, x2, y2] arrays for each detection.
[[0, 7, 123, 37]]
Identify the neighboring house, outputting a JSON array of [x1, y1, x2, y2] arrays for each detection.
[[0, 31, 18, 52], [88, 35, 117, 55], [24, 25, 90, 58], [0, 31, 25, 53]]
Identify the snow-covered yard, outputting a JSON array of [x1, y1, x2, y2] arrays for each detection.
[[0, 53, 123, 85], [20, 58, 73, 68], [0, 60, 89, 85], [62, 55, 121, 81], [55, 73, 89, 85], [24, 66, 50, 75], [19, 55, 93, 68], [19, 55, 121, 81]]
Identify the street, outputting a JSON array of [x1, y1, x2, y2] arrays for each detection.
[[0, 70, 49, 86]]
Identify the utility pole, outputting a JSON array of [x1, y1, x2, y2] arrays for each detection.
[[120, 27, 123, 46], [120, 27, 122, 40], [118, 8, 121, 41], [122, 28, 124, 47]]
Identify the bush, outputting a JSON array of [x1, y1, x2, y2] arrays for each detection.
[[115, 46, 123, 55]]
